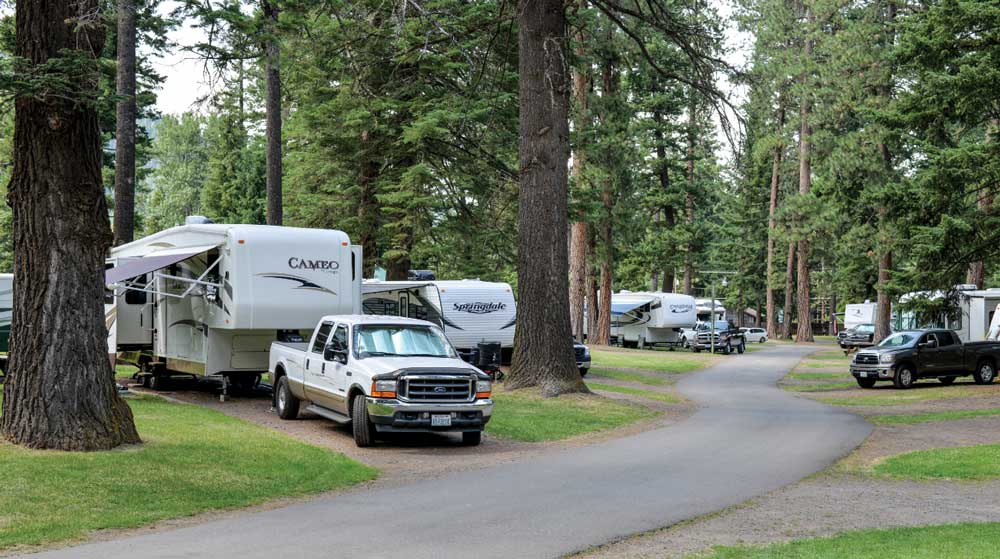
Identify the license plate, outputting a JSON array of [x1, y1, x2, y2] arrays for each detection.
[[431, 414, 452, 427], [858, 372, 868, 378]]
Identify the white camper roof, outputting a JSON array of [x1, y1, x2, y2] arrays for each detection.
[[611, 293, 657, 316], [362, 280, 435, 295], [109, 224, 351, 259]]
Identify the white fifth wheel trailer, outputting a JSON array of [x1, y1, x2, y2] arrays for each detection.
[[695, 298, 726, 322], [610, 291, 698, 348], [105, 221, 362, 391], [843, 302, 877, 330], [361, 279, 516, 360]]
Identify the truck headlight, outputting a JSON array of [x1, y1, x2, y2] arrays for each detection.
[[582, 347, 590, 359], [475, 380, 492, 398], [371, 379, 397, 398], [879, 353, 895, 364]]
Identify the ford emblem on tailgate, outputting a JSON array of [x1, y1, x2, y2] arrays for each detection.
[[434, 386, 447, 393]]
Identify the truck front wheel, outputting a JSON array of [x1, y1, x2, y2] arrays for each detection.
[[737, 340, 745, 354], [462, 431, 482, 446], [893, 365, 915, 389], [352, 394, 376, 447], [275, 376, 300, 420], [974, 361, 996, 385]]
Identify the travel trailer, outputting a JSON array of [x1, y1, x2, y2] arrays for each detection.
[[895, 285, 1000, 343], [695, 298, 726, 322], [105, 220, 362, 390], [610, 291, 698, 348], [362, 279, 516, 361], [843, 302, 877, 330], [0, 273, 10, 371]]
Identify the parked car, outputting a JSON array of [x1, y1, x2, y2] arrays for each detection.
[[680, 322, 706, 348], [849, 329, 1000, 389], [842, 323, 877, 350], [692, 320, 746, 354], [269, 315, 493, 447], [574, 340, 591, 376], [741, 327, 768, 343], [837, 327, 856, 349]]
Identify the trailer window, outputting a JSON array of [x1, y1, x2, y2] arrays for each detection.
[[311, 322, 334, 353]]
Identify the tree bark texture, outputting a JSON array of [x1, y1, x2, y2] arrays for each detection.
[[357, 154, 379, 278], [113, 0, 136, 245], [781, 241, 795, 339], [568, 36, 589, 342], [765, 102, 785, 339], [587, 231, 599, 340], [654, 111, 675, 293], [795, 8, 815, 343], [507, 0, 587, 395], [682, 100, 696, 296], [592, 54, 617, 347], [2, 0, 141, 450], [263, 0, 283, 226], [874, 0, 897, 343]]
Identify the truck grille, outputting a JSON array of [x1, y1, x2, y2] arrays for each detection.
[[697, 333, 720, 342], [574, 346, 586, 361], [400, 376, 473, 401], [855, 353, 879, 365]]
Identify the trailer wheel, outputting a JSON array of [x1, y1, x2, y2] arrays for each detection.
[[352, 394, 376, 447], [148, 374, 165, 391], [462, 431, 482, 446], [974, 361, 996, 385], [893, 365, 915, 389], [275, 376, 300, 420]]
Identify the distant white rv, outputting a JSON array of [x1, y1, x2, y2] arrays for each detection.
[[694, 298, 726, 322], [105, 221, 362, 389], [610, 291, 698, 348], [843, 302, 877, 330], [362, 279, 516, 358], [898, 285, 1000, 343], [0, 273, 11, 366]]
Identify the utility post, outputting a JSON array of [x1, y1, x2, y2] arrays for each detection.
[[703, 270, 737, 353]]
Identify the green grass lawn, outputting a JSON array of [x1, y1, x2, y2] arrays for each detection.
[[588, 367, 668, 386], [703, 523, 1000, 559], [874, 444, 1000, 480], [818, 385, 993, 407], [586, 382, 682, 404], [487, 388, 658, 442], [871, 408, 1000, 425], [0, 395, 377, 551], [787, 371, 850, 381], [785, 381, 858, 392], [590, 348, 715, 373]]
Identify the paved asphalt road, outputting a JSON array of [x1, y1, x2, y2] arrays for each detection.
[[25, 344, 871, 559]]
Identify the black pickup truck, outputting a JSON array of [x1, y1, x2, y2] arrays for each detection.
[[849, 329, 1000, 389], [692, 320, 746, 354]]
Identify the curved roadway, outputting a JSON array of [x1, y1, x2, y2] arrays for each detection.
[[26, 344, 871, 559]]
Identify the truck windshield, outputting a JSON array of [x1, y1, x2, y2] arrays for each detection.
[[878, 333, 916, 348], [355, 325, 457, 359]]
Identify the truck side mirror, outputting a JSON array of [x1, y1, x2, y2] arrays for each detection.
[[324, 346, 347, 364]]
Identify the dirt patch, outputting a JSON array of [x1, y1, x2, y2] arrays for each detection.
[[577, 475, 1000, 559]]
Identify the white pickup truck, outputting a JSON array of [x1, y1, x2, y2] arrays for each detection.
[[268, 315, 494, 447]]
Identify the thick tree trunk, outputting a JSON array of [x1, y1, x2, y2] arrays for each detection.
[[592, 54, 617, 347], [507, 0, 586, 395], [263, 0, 282, 226], [654, 111, 675, 293], [765, 102, 785, 339], [568, 37, 589, 342], [357, 155, 379, 278], [2, 0, 141, 450], [966, 186, 992, 288], [587, 231, 599, 341], [795, 8, 814, 343], [781, 241, 795, 339], [873, 0, 897, 343], [113, 0, 136, 245], [682, 102, 696, 296]]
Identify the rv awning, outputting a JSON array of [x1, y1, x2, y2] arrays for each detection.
[[362, 281, 434, 295], [611, 297, 655, 316], [105, 244, 220, 285]]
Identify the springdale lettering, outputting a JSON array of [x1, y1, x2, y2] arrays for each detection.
[[453, 302, 507, 314]]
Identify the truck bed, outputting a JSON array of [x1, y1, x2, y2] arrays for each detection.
[[271, 341, 308, 352]]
